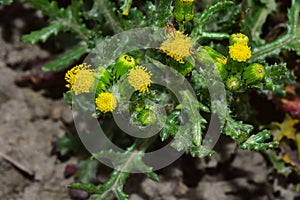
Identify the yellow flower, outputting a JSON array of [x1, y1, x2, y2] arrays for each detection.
[[65, 63, 95, 95], [128, 66, 152, 93], [229, 43, 252, 62], [95, 92, 117, 113], [180, 0, 194, 2], [159, 31, 194, 63]]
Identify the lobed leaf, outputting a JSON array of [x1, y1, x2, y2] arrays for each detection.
[[250, 0, 300, 61], [22, 22, 64, 44], [42, 45, 88, 71], [241, 0, 276, 46]]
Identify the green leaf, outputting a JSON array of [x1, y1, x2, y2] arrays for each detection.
[[42, 45, 88, 71], [88, 0, 123, 33], [20, 0, 63, 18], [20, 0, 90, 41], [188, 145, 215, 157], [75, 140, 158, 200], [0, 0, 13, 5], [56, 134, 82, 156], [191, 1, 233, 42], [160, 110, 180, 141], [180, 90, 207, 147], [262, 62, 296, 96], [223, 114, 252, 144], [22, 22, 64, 44], [92, 147, 158, 181], [153, 0, 173, 27], [121, 7, 148, 29], [76, 159, 100, 184], [250, 0, 300, 61], [239, 130, 278, 151], [241, 0, 276, 46]]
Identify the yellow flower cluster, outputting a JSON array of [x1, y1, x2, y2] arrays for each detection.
[[95, 92, 117, 113], [229, 43, 252, 62], [128, 66, 152, 93], [159, 31, 194, 63], [65, 63, 95, 95]]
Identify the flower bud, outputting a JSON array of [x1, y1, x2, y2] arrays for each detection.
[[113, 54, 136, 79], [173, 0, 194, 23], [203, 46, 228, 79], [243, 63, 266, 85], [225, 76, 241, 91], [229, 33, 249, 45]]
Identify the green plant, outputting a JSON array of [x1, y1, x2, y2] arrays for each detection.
[[2, 0, 300, 199]]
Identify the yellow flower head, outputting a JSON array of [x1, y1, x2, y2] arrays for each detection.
[[128, 66, 152, 93], [229, 43, 252, 62], [95, 92, 117, 113], [159, 31, 194, 63], [65, 63, 95, 95], [180, 0, 194, 2]]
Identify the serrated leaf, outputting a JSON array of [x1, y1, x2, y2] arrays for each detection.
[[251, 0, 300, 61], [88, 0, 123, 33], [114, 187, 129, 200], [194, 1, 234, 29], [20, 0, 62, 18], [262, 62, 296, 96], [188, 145, 215, 157], [223, 114, 252, 144], [241, 0, 276, 46], [121, 7, 147, 29], [22, 22, 64, 44], [20, 0, 90, 41], [239, 130, 278, 151], [0, 0, 13, 5], [76, 159, 100, 184], [191, 1, 233, 42], [42, 45, 88, 71]]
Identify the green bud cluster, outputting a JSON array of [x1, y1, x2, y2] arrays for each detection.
[[201, 33, 267, 92], [173, 0, 194, 23]]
